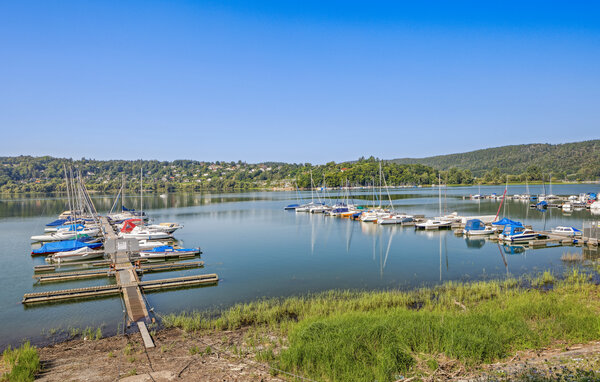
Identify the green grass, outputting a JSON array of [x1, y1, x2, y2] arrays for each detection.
[[162, 271, 600, 382], [1, 342, 40, 382]]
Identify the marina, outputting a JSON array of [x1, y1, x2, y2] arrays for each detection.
[[2, 184, 600, 350], [14, 172, 219, 349]]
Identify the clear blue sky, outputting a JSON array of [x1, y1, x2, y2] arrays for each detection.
[[1, 1, 599, 163]]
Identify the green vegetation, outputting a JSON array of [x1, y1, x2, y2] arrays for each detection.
[[162, 270, 600, 382], [1, 342, 40, 382], [82, 326, 102, 340], [0, 156, 453, 192], [3, 140, 598, 192], [392, 139, 600, 181]]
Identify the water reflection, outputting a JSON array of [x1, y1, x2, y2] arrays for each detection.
[[1, 184, 599, 349]]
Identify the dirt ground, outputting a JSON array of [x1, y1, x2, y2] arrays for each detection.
[[35, 327, 285, 382], [30, 328, 600, 381]]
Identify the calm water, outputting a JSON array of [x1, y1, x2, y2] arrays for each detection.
[[1, 184, 599, 349]]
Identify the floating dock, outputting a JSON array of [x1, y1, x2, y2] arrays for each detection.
[[24, 216, 218, 348]]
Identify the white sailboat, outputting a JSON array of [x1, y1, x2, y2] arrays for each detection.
[[415, 174, 452, 230]]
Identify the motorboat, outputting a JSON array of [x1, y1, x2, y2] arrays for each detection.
[[146, 222, 183, 234], [551, 226, 582, 237], [463, 219, 495, 236], [378, 214, 414, 225], [119, 226, 172, 240], [46, 246, 104, 263], [436, 212, 461, 223], [415, 219, 452, 230], [138, 239, 170, 250], [562, 203, 572, 212], [498, 225, 537, 243], [284, 204, 299, 211], [139, 245, 201, 259]]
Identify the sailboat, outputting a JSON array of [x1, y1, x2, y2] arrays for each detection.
[[361, 163, 390, 222], [119, 167, 173, 240], [415, 174, 452, 230], [296, 171, 324, 212], [284, 180, 303, 210], [519, 179, 531, 200], [546, 173, 558, 200]]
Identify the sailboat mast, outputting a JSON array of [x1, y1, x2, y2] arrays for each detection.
[[378, 162, 382, 208], [310, 170, 314, 203], [438, 173, 442, 216], [63, 164, 72, 218], [140, 165, 143, 226]]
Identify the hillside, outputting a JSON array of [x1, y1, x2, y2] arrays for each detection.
[[0, 156, 450, 193], [390, 140, 600, 180]]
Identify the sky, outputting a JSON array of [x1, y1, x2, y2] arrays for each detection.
[[1, 1, 599, 164]]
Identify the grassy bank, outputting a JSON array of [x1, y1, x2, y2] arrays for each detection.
[[162, 270, 600, 381], [1, 342, 40, 382]]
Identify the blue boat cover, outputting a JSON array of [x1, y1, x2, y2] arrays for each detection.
[[46, 219, 68, 227], [65, 224, 85, 231], [145, 245, 195, 252], [536, 200, 548, 207], [122, 206, 135, 211], [492, 218, 523, 226], [147, 245, 175, 252], [465, 219, 485, 231], [331, 208, 349, 213], [32, 239, 102, 254], [501, 224, 529, 236]]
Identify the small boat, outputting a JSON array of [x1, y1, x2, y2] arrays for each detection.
[[463, 219, 494, 236], [378, 214, 414, 225], [284, 204, 300, 211], [138, 239, 170, 250], [551, 226, 582, 237], [498, 225, 537, 243], [415, 219, 452, 230], [295, 202, 323, 212], [146, 222, 183, 234], [309, 205, 330, 214], [46, 246, 104, 263], [139, 245, 200, 259], [119, 226, 172, 240], [328, 207, 349, 217], [562, 203, 572, 212], [31, 227, 100, 242], [32, 238, 102, 255]]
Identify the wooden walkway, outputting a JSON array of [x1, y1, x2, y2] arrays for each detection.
[[24, 216, 218, 348]]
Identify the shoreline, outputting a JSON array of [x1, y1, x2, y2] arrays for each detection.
[[0, 180, 597, 196], [6, 271, 600, 381]]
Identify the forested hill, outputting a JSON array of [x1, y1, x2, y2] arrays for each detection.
[[390, 140, 600, 180], [0, 156, 451, 193]]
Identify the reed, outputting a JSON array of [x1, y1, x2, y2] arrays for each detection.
[[1, 342, 40, 382], [561, 251, 583, 262], [162, 272, 600, 382]]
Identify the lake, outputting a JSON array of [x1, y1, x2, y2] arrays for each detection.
[[1, 184, 599, 349]]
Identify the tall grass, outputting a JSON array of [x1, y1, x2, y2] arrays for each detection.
[[162, 272, 600, 382], [1, 342, 40, 382]]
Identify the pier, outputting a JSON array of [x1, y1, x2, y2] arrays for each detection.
[[24, 216, 218, 348]]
